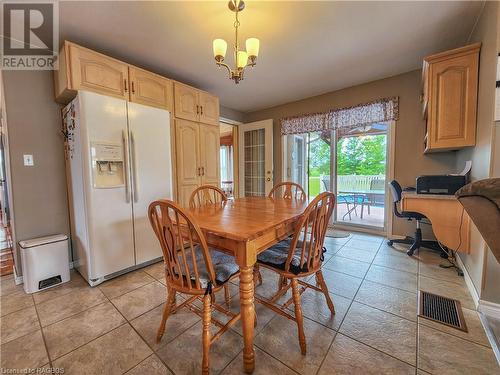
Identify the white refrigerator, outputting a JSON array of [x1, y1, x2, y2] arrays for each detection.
[[63, 91, 172, 286]]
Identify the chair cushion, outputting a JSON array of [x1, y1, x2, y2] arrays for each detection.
[[178, 247, 239, 288], [257, 238, 317, 275]]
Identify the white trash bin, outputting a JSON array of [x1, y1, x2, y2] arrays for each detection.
[[19, 234, 70, 294]]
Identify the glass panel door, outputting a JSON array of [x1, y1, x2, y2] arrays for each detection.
[[244, 129, 265, 196], [308, 131, 331, 199], [238, 119, 274, 197], [334, 123, 388, 229], [282, 122, 389, 231]]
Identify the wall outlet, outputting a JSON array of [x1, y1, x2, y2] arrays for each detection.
[[23, 154, 34, 166]]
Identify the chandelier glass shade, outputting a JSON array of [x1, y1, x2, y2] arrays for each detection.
[[212, 0, 260, 84]]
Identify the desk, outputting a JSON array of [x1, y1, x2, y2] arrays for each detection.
[[188, 197, 308, 373], [401, 192, 470, 253]]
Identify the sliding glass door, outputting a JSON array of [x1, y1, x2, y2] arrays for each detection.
[[283, 122, 389, 231]]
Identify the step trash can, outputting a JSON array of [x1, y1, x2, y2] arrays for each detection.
[[19, 234, 70, 294]]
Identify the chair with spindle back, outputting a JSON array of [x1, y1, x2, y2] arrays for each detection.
[[268, 182, 307, 200], [254, 182, 307, 288], [149, 200, 241, 374], [253, 192, 336, 354], [189, 185, 228, 209], [189, 185, 232, 305]]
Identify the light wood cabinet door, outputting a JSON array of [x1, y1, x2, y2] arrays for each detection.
[[68, 44, 129, 100], [428, 53, 478, 150], [129, 67, 173, 110], [174, 83, 199, 122], [199, 124, 220, 185], [175, 119, 201, 207], [424, 43, 480, 152], [199, 92, 220, 126]]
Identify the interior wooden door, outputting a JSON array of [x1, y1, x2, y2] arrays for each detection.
[[69, 44, 129, 100], [199, 124, 220, 186], [175, 119, 201, 207], [199, 92, 220, 126], [174, 83, 199, 122], [129, 67, 173, 110]]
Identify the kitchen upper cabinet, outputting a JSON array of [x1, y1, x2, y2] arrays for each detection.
[[66, 42, 129, 100], [422, 43, 480, 153], [174, 83, 199, 122], [199, 92, 220, 126], [199, 124, 220, 185], [174, 83, 220, 126], [129, 67, 173, 110]]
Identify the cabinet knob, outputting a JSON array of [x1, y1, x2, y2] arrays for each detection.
[[124, 79, 128, 92], [131, 81, 135, 94]]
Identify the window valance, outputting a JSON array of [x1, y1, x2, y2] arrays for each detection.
[[280, 97, 399, 135]]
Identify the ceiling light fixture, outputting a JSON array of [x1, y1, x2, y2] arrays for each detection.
[[213, 0, 260, 84]]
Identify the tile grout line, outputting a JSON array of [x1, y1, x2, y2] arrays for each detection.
[[97, 276, 178, 375], [323, 238, 421, 370], [314, 238, 388, 374], [107, 297, 178, 375], [31, 293, 54, 369]]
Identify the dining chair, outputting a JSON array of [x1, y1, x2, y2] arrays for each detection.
[[189, 185, 228, 209], [268, 182, 307, 200], [253, 192, 336, 354], [149, 200, 241, 374], [189, 185, 232, 304]]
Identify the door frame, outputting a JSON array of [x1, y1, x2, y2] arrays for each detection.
[[238, 119, 274, 197], [281, 121, 395, 236], [332, 121, 395, 235], [219, 117, 242, 198], [0, 71, 18, 277]]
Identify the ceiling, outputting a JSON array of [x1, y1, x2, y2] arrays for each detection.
[[59, 1, 484, 113]]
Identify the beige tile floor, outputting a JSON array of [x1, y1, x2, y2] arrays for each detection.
[[1, 233, 499, 374]]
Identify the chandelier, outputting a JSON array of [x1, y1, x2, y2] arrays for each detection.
[[212, 0, 260, 84]]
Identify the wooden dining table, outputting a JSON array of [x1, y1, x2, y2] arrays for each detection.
[[187, 196, 309, 373]]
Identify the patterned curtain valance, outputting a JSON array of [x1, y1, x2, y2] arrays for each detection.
[[280, 97, 399, 135]]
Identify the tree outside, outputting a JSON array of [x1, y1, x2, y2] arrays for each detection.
[[308, 133, 386, 196]]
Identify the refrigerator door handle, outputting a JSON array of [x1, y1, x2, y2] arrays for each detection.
[[130, 131, 139, 203], [122, 130, 131, 203]]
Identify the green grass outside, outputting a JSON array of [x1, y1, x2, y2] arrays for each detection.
[[308, 176, 320, 197]]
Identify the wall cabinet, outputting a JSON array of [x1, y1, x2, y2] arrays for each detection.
[[174, 82, 220, 126], [422, 43, 480, 152], [68, 43, 129, 100], [55, 42, 173, 111], [175, 119, 220, 207], [54, 41, 221, 205], [129, 67, 173, 110]]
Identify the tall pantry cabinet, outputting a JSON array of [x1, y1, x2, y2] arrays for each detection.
[[173, 82, 220, 207]]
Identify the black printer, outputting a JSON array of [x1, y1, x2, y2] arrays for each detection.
[[416, 175, 467, 195]]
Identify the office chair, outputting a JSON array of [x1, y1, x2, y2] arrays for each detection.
[[387, 180, 445, 257]]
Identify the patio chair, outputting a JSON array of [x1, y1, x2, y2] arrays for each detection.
[[321, 178, 357, 220]]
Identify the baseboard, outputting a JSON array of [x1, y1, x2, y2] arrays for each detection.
[[478, 299, 500, 317], [479, 311, 500, 366], [455, 254, 480, 309]]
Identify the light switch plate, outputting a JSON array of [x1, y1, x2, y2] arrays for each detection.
[[23, 154, 34, 166]]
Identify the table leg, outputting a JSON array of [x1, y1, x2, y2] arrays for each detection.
[[239, 265, 255, 373]]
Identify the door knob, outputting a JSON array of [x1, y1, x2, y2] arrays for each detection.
[[266, 177, 271, 182]]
